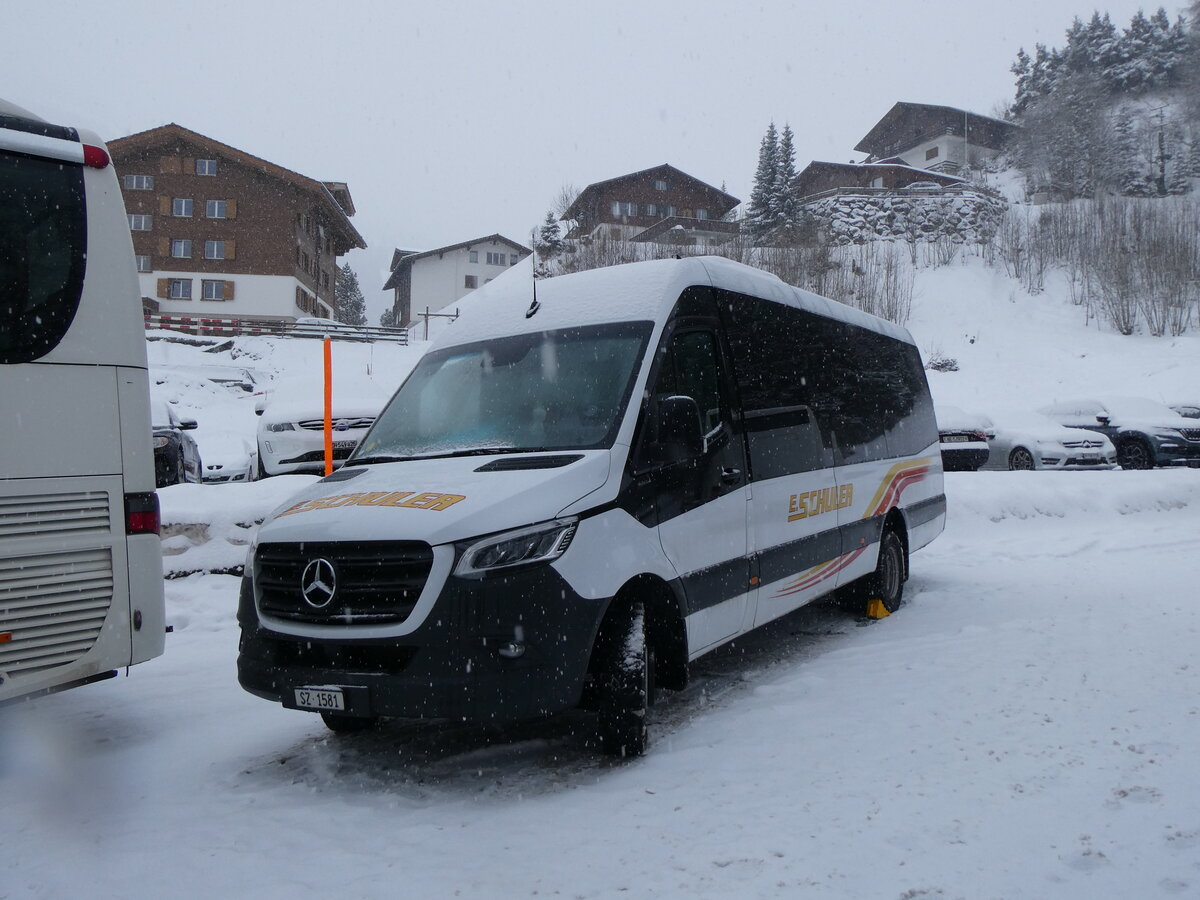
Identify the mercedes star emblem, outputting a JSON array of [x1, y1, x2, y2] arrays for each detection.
[[300, 558, 337, 609]]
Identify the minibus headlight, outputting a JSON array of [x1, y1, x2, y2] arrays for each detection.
[[455, 518, 578, 577]]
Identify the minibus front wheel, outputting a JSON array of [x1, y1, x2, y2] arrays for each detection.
[[595, 598, 653, 758]]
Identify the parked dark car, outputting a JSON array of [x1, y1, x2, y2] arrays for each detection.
[[1040, 397, 1200, 469], [935, 404, 991, 471], [152, 398, 203, 486]]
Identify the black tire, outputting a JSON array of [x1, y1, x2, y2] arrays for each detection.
[[173, 452, 186, 485], [320, 712, 379, 734], [595, 600, 652, 758], [1008, 447, 1035, 470], [256, 447, 268, 479], [1117, 437, 1154, 470], [838, 529, 906, 617]]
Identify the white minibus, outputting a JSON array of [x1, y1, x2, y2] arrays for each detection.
[[238, 257, 945, 755], [0, 99, 165, 703]]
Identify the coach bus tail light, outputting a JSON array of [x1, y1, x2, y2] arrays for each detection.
[[125, 492, 161, 536]]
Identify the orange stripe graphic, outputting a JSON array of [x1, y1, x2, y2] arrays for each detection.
[[771, 457, 931, 599]]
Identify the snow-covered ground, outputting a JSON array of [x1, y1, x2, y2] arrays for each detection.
[[3, 258, 1200, 899]]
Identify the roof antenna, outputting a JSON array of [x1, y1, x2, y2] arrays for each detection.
[[526, 227, 541, 318]]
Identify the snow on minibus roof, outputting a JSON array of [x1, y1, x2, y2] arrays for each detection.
[[432, 256, 913, 351]]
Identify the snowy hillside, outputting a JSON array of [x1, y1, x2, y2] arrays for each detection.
[[3, 259, 1200, 899]]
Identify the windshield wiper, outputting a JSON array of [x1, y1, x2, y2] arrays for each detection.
[[344, 455, 410, 466]]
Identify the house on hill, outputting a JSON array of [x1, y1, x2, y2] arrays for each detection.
[[854, 102, 1018, 175], [563, 164, 740, 247], [793, 161, 964, 202], [110, 124, 365, 321], [383, 234, 531, 328]]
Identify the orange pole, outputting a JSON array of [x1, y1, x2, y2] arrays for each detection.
[[323, 336, 333, 476]]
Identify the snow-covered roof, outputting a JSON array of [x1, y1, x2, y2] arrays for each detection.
[[431, 256, 913, 351], [854, 102, 1018, 156]]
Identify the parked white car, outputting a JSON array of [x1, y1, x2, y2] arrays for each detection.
[[980, 411, 1116, 471], [200, 430, 257, 483], [256, 379, 390, 476]]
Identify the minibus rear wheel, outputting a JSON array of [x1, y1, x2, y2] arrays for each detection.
[[836, 529, 905, 617], [596, 599, 652, 758]]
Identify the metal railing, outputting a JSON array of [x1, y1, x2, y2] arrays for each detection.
[[144, 313, 409, 344]]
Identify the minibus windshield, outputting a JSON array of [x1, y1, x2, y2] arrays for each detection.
[[355, 321, 653, 461]]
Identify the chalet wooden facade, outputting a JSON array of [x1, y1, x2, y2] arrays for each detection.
[[563, 164, 739, 245], [854, 102, 1018, 174]]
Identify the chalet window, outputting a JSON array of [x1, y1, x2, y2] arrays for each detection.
[[172, 198, 193, 217], [464, 275, 478, 289], [486, 251, 506, 265], [135, 255, 151, 273], [509, 254, 517, 265], [610, 201, 620, 217], [128, 214, 152, 231], [168, 278, 192, 299], [871, 177, 884, 188], [204, 240, 225, 260], [696, 209, 708, 220], [170, 239, 192, 259], [201, 280, 226, 300], [667, 205, 677, 217], [469, 250, 478, 263], [643, 204, 656, 216], [654, 179, 667, 191], [301, 251, 310, 272], [124, 175, 154, 190], [195, 159, 217, 176], [206, 199, 227, 218], [622, 202, 636, 216], [926, 146, 939, 160]]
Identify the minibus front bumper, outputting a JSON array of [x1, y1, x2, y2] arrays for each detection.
[[236, 565, 608, 723]]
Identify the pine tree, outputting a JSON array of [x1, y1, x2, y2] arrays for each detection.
[[772, 124, 800, 236], [1011, 48, 1034, 113], [746, 122, 779, 243], [379, 306, 398, 329], [334, 263, 367, 326], [535, 210, 564, 259]]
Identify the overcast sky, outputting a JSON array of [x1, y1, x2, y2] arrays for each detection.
[[5, 0, 1168, 319]]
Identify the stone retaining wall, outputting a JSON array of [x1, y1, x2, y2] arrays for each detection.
[[805, 191, 1008, 245]]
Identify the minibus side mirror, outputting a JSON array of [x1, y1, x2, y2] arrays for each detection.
[[653, 395, 704, 464]]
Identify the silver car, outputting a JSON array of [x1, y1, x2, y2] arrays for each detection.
[[980, 411, 1116, 471]]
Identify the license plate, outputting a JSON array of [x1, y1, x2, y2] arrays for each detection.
[[942, 435, 969, 443], [332, 440, 357, 450], [293, 687, 344, 711]]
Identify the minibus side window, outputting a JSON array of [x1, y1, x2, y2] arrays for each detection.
[[721, 291, 833, 480], [0, 150, 87, 364]]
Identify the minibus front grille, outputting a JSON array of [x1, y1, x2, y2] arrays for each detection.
[[255, 541, 433, 625], [0, 548, 114, 676], [0, 491, 111, 546]]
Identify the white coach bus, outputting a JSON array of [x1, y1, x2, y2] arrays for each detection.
[[238, 257, 945, 755], [0, 100, 165, 703]]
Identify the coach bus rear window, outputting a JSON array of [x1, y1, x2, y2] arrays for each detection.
[[0, 150, 86, 364]]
